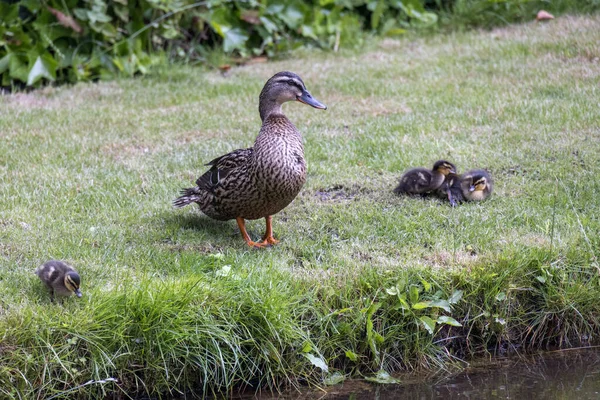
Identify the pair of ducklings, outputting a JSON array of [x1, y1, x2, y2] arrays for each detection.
[[35, 260, 82, 302], [394, 160, 492, 206]]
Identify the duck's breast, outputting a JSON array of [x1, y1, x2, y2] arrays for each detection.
[[250, 116, 307, 215]]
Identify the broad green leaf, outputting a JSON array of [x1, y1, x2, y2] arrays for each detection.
[[420, 316, 436, 334], [301, 342, 312, 353], [266, 4, 284, 14], [304, 353, 328, 372], [412, 301, 431, 310], [409, 286, 419, 304], [374, 331, 384, 344], [370, 0, 386, 30], [0, 54, 9, 74], [73, 9, 89, 21], [215, 265, 231, 277], [222, 27, 249, 53], [19, 0, 41, 13], [259, 16, 279, 33], [437, 316, 462, 327], [345, 350, 357, 361], [301, 25, 318, 40], [279, 5, 304, 29], [536, 276, 546, 283], [365, 369, 401, 384], [495, 292, 506, 301], [449, 290, 463, 304], [385, 286, 398, 296], [114, 4, 129, 22], [27, 56, 57, 85], [0, 3, 19, 21], [324, 372, 345, 385], [386, 28, 407, 36], [430, 299, 451, 313], [397, 294, 410, 310], [420, 277, 432, 292], [87, 9, 112, 24], [366, 302, 381, 317]]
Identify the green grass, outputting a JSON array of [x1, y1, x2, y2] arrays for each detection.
[[1, 14, 600, 399]]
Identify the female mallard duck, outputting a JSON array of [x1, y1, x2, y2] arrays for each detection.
[[393, 160, 457, 195], [174, 71, 327, 248], [36, 260, 82, 302], [439, 169, 493, 206]]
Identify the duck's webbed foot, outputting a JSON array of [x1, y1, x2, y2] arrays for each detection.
[[236, 217, 276, 248], [258, 216, 280, 246]]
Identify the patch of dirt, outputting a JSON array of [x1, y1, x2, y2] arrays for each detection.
[[314, 184, 369, 202], [423, 250, 479, 269], [2, 92, 53, 109], [1, 82, 123, 112]]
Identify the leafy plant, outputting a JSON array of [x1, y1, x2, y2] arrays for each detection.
[[0, 0, 440, 88], [385, 277, 463, 336]]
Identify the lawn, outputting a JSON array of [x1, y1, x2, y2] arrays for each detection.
[[0, 14, 599, 399]]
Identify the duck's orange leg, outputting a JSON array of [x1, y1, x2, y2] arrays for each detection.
[[260, 215, 280, 246], [236, 217, 268, 248]]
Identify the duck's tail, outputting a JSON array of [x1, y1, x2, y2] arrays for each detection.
[[173, 187, 203, 208]]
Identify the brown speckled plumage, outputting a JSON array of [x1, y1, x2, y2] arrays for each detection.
[[394, 160, 456, 195], [174, 71, 327, 247], [35, 260, 82, 302]]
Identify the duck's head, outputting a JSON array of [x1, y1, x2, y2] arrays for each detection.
[[432, 160, 457, 176], [468, 174, 489, 193], [65, 271, 82, 298], [259, 71, 327, 120]]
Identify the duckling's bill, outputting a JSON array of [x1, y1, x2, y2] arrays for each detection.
[[297, 90, 327, 110]]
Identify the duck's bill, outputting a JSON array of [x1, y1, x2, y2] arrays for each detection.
[[75, 289, 83, 298], [469, 185, 476, 192], [297, 90, 327, 110]]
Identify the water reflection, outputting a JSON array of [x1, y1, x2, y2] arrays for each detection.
[[239, 348, 600, 400]]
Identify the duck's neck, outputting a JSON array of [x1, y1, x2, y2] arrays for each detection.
[[259, 98, 283, 121]]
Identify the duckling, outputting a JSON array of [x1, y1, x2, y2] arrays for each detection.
[[459, 169, 493, 202], [439, 169, 492, 206], [174, 71, 327, 248], [435, 172, 464, 206], [394, 160, 457, 195], [36, 260, 82, 302]]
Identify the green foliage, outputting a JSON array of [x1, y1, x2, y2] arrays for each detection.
[[0, 0, 439, 87], [2, 0, 598, 87]]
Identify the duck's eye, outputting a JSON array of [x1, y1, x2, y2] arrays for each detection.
[[286, 79, 303, 91]]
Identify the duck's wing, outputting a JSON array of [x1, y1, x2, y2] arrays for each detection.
[[196, 148, 254, 190]]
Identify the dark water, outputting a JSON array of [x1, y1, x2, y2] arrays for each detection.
[[239, 348, 600, 400]]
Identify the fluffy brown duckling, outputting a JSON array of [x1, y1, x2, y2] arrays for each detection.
[[174, 71, 327, 248], [394, 160, 457, 195], [36, 260, 82, 302], [459, 169, 493, 202], [439, 169, 493, 206]]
